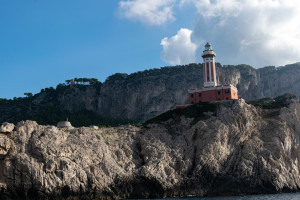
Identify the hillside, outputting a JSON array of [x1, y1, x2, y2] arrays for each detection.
[[1, 94, 300, 199], [1, 63, 300, 125]]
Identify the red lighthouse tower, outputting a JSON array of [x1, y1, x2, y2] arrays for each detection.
[[203, 43, 217, 87], [188, 43, 238, 104]]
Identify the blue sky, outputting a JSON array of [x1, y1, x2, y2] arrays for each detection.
[[1, 0, 300, 99]]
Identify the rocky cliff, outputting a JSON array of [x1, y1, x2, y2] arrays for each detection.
[[1, 63, 300, 124], [88, 63, 300, 121], [1, 94, 300, 199]]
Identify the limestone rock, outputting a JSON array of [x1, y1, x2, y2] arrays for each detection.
[[89, 125, 99, 130], [0, 134, 11, 158], [2, 99, 300, 199], [0, 122, 14, 133]]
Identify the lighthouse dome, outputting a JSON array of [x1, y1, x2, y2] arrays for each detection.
[[205, 42, 212, 51]]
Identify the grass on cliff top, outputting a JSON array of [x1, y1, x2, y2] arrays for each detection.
[[144, 102, 217, 125], [247, 93, 298, 109]]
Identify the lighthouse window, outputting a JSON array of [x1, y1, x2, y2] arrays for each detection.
[[191, 94, 194, 98], [199, 93, 201, 97], [225, 89, 230, 94], [218, 91, 221, 95]]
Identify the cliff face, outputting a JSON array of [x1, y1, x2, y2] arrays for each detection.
[[1, 96, 300, 199], [57, 63, 300, 121], [1, 63, 300, 124]]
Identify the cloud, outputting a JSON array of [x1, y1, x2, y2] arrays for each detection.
[[194, 0, 242, 18], [192, 0, 300, 67], [119, 0, 176, 26], [119, 0, 300, 67], [160, 28, 197, 65], [158, 0, 300, 67]]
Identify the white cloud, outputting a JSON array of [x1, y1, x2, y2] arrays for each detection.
[[195, 0, 242, 18], [119, 0, 176, 26], [191, 0, 300, 67], [160, 28, 197, 65], [119, 0, 300, 67]]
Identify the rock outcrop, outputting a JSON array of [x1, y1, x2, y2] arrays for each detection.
[[0, 122, 14, 133], [1, 95, 300, 199]]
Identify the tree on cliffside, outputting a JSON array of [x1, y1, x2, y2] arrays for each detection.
[[24, 93, 33, 98]]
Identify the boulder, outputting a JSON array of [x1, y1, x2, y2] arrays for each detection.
[[0, 135, 11, 158], [57, 121, 73, 129], [0, 122, 14, 133], [89, 125, 99, 130]]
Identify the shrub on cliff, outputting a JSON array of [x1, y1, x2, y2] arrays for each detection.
[[144, 102, 217, 125], [248, 93, 298, 109], [30, 106, 138, 127]]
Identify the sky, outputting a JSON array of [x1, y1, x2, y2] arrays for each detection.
[[1, 0, 300, 99]]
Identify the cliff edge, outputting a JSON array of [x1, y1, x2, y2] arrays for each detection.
[[1, 94, 300, 199]]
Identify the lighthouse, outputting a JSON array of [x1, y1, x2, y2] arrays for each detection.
[[202, 43, 217, 87], [187, 43, 238, 104]]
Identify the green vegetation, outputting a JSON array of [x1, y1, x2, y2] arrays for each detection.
[[24, 93, 33, 97], [257, 63, 300, 75], [104, 63, 262, 84], [248, 93, 297, 109], [65, 78, 101, 85], [106, 73, 129, 82], [144, 102, 217, 126], [0, 97, 33, 124], [32, 106, 138, 127], [0, 98, 138, 127], [0, 78, 134, 127], [105, 63, 203, 82], [257, 66, 276, 73], [222, 64, 256, 71]]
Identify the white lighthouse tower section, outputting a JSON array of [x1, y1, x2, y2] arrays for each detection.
[[202, 43, 217, 87]]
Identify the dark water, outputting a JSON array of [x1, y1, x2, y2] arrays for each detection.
[[153, 193, 300, 200]]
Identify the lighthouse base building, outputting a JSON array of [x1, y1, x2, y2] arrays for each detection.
[[188, 85, 238, 104], [187, 43, 238, 104]]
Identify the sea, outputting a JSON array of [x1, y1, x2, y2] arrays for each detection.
[[151, 193, 300, 200]]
